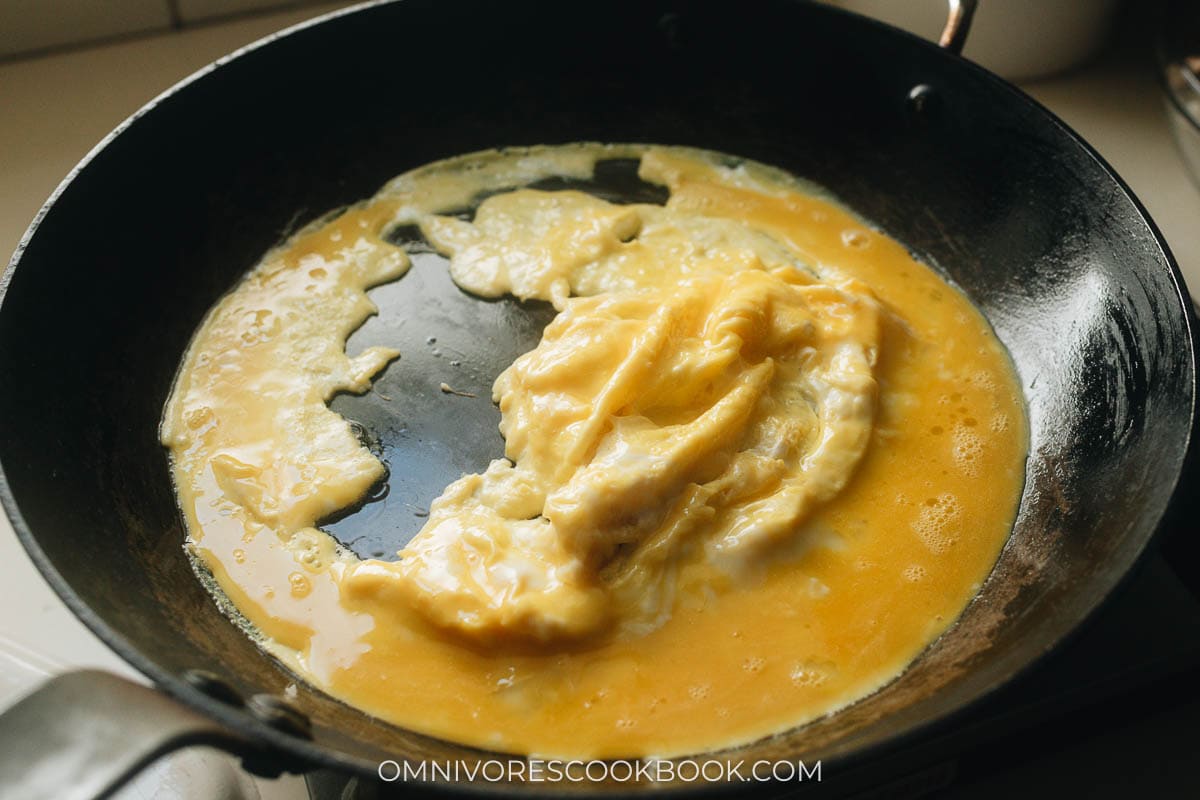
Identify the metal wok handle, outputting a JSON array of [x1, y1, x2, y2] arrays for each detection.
[[0, 670, 258, 800], [939, 0, 978, 54]]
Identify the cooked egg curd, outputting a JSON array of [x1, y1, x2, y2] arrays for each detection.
[[161, 144, 1026, 757]]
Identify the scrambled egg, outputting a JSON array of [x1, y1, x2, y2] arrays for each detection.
[[160, 145, 1026, 757], [347, 183, 881, 643]]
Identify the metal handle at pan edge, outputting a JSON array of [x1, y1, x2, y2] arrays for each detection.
[[940, 0, 978, 55], [0, 671, 272, 800]]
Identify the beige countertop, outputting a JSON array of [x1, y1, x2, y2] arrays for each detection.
[[0, 1, 353, 675], [0, 2, 356, 275]]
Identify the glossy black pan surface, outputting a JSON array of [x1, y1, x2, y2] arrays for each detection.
[[0, 0, 1196, 792]]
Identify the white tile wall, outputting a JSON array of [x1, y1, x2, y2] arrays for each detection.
[[0, 0, 171, 58], [0, 0, 328, 59], [176, 0, 317, 23]]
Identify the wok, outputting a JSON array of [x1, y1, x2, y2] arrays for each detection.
[[0, 0, 1195, 796]]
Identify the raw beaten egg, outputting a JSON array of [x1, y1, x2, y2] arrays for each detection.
[[160, 144, 1026, 757]]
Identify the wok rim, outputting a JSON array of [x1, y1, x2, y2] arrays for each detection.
[[0, 0, 1197, 793]]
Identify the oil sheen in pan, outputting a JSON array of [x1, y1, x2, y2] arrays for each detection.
[[323, 158, 666, 558]]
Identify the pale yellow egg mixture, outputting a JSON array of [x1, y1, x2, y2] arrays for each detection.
[[160, 144, 1027, 758]]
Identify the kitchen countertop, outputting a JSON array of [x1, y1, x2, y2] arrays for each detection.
[[0, 0, 355, 675], [1, 2, 1197, 797]]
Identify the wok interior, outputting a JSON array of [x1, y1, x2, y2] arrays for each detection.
[[0, 0, 1193, 786]]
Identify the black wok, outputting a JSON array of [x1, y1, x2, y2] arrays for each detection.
[[0, 0, 1196, 797]]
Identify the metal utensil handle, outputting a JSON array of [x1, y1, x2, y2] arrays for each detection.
[[939, 0, 978, 54], [0, 670, 253, 800]]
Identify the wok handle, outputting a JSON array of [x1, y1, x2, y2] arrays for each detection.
[[0, 670, 254, 800], [939, 0, 978, 55]]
